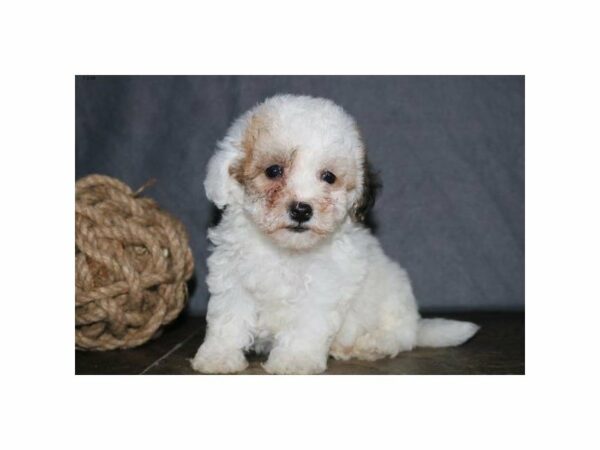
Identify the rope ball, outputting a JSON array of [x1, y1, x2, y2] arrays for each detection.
[[76, 174, 194, 350]]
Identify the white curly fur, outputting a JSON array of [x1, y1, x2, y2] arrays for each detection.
[[191, 94, 479, 374]]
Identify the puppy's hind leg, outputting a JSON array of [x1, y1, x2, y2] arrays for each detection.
[[350, 310, 420, 361], [335, 260, 421, 361]]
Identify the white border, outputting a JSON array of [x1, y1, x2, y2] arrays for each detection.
[[2, 1, 599, 449]]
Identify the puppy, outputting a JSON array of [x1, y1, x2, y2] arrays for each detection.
[[191, 94, 479, 374]]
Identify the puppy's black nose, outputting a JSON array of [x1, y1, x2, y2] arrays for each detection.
[[288, 202, 313, 223]]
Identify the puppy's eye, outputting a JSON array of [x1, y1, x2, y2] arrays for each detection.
[[265, 165, 284, 179], [321, 170, 336, 184]]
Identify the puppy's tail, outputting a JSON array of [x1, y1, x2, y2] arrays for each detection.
[[416, 318, 480, 347]]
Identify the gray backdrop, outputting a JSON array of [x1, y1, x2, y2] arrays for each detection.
[[76, 76, 524, 314]]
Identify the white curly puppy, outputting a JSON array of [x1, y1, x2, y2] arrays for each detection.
[[191, 94, 479, 374]]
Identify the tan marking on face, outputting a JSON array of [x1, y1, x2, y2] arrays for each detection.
[[317, 195, 334, 214], [346, 178, 357, 192], [230, 114, 302, 213], [229, 113, 267, 184], [230, 113, 296, 183], [263, 179, 286, 208], [245, 154, 292, 211]]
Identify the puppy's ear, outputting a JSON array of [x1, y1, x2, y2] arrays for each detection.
[[204, 141, 244, 209], [350, 157, 381, 223]]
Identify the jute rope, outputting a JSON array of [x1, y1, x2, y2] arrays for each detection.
[[76, 174, 194, 350]]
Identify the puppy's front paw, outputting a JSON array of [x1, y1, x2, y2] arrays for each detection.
[[190, 344, 248, 374], [263, 349, 327, 375]]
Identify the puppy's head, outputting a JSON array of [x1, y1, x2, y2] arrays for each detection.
[[205, 95, 377, 250]]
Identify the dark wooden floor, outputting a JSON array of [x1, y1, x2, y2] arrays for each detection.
[[75, 312, 524, 375]]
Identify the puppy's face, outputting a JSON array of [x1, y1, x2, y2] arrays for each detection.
[[227, 97, 370, 250]]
